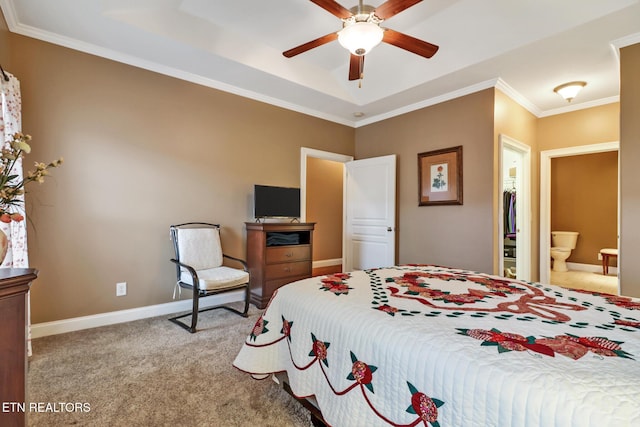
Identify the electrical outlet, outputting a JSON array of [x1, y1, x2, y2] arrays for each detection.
[[597, 252, 603, 261], [116, 282, 127, 296]]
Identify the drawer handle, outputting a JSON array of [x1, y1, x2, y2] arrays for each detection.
[[285, 252, 293, 257], [283, 267, 292, 272]]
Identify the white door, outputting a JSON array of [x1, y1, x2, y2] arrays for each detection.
[[344, 155, 396, 271]]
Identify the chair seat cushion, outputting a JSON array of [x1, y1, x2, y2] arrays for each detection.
[[180, 266, 249, 291], [600, 248, 618, 256]]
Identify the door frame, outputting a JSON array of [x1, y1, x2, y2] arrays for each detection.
[[539, 141, 620, 285], [300, 148, 354, 269], [498, 135, 531, 281]]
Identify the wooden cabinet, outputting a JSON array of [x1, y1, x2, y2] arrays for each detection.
[[0, 268, 38, 427], [246, 222, 315, 309]]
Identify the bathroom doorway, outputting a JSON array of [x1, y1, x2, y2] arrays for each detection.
[[540, 142, 620, 293], [300, 148, 352, 275], [498, 135, 531, 281]]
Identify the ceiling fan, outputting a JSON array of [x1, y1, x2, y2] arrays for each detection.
[[283, 0, 439, 83]]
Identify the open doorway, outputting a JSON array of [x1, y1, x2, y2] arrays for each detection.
[[300, 148, 352, 275], [540, 142, 619, 294], [300, 148, 397, 274], [498, 135, 531, 281]]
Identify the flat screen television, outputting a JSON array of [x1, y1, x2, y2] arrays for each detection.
[[254, 185, 301, 219]]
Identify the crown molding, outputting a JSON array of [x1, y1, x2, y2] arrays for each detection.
[[611, 32, 640, 49], [494, 78, 542, 117], [2, 2, 625, 128], [538, 95, 619, 118], [355, 78, 501, 127]]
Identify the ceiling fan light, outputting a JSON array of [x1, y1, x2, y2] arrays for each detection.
[[338, 22, 384, 56], [553, 81, 587, 102]]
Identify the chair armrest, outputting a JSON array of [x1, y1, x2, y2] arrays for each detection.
[[223, 254, 249, 272], [170, 258, 199, 284]]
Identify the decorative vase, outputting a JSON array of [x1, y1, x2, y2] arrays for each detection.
[[0, 229, 8, 265]]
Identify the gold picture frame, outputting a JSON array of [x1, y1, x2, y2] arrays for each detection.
[[418, 146, 463, 206]]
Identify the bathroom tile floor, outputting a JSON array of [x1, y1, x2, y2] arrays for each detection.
[[550, 270, 619, 295]]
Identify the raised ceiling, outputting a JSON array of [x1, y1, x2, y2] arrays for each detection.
[[2, 0, 640, 126]]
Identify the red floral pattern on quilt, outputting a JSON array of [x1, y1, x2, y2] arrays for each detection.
[[246, 314, 446, 427], [320, 273, 353, 295], [236, 266, 640, 426], [458, 328, 634, 360], [385, 269, 586, 322]]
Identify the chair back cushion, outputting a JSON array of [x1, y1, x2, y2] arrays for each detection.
[[176, 227, 223, 270]]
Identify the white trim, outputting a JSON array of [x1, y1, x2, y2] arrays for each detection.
[[4, 19, 355, 128], [538, 96, 620, 118], [312, 258, 342, 268], [495, 79, 542, 117], [540, 142, 620, 289], [355, 78, 500, 127], [611, 32, 640, 49], [30, 290, 244, 338]]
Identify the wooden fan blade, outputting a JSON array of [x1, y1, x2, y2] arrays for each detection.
[[310, 0, 352, 19], [374, 0, 422, 20], [348, 54, 364, 80], [283, 32, 338, 58], [382, 28, 439, 58]]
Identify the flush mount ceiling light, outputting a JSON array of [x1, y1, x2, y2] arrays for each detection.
[[553, 81, 587, 102]]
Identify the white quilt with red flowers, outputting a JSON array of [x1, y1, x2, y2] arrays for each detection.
[[233, 265, 640, 427]]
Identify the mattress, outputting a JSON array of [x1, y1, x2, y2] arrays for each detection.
[[233, 265, 640, 426]]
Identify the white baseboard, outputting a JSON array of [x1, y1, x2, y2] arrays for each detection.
[[566, 262, 618, 275], [30, 290, 245, 338], [34, 261, 342, 338], [312, 258, 342, 268]]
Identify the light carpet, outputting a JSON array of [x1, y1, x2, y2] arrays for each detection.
[[550, 270, 619, 295], [27, 304, 312, 427]]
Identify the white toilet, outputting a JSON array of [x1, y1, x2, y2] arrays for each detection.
[[550, 231, 579, 272]]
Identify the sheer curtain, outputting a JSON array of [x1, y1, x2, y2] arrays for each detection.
[[1, 71, 32, 355]]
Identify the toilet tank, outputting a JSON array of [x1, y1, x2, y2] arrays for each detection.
[[551, 231, 579, 249]]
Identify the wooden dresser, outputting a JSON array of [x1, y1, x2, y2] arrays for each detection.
[[246, 222, 315, 309], [0, 268, 38, 427]]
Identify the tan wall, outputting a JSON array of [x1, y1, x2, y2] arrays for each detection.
[[537, 102, 624, 287], [620, 43, 640, 298], [355, 89, 495, 274], [306, 157, 343, 261], [5, 10, 639, 323], [551, 152, 618, 265], [8, 34, 354, 323], [494, 90, 539, 279], [537, 103, 620, 151]]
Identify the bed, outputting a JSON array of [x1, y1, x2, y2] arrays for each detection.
[[233, 264, 640, 426]]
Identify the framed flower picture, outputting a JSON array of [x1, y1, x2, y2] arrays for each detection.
[[418, 145, 463, 206]]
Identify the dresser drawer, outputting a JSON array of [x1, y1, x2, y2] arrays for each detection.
[[264, 275, 310, 296], [265, 261, 311, 280], [266, 245, 311, 264]]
